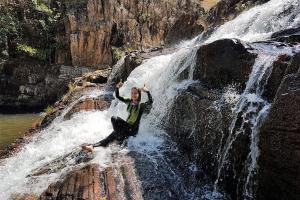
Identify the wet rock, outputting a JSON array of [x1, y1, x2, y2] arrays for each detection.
[[38, 153, 145, 200], [85, 69, 111, 84], [29, 150, 95, 177], [64, 96, 112, 120], [108, 52, 144, 85], [165, 82, 231, 179], [271, 27, 300, 44], [258, 57, 300, 200], [72, 68, 112, 88], [262, 54, 292, 101], [39, 164, 111, 200], [193, 39, 257, 90]]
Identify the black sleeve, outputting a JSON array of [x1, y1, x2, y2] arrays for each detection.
[[115, 88, 130, 103], [145, 91, 153, 106]]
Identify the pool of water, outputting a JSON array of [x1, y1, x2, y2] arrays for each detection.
[[0, 114, 41, 149]]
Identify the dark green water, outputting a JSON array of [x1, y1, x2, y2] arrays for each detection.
[[0, 114, 41, 149]]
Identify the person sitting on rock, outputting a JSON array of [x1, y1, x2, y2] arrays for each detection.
[[82, 80, 153, 151]]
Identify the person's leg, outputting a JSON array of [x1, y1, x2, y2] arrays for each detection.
[[92, 131, 117, 147], [111, 116, 141, 145], [111, 116, 129, 133]]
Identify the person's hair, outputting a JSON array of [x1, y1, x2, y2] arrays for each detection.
[[131, 87, 141, 101]]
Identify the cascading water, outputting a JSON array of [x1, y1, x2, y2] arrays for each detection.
[[1, 0, 300, 199], [206, 0, 300, 43], [0, 37, 208, 199], [213, 52, 279, 199]]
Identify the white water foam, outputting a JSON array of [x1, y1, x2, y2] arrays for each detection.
[[207, 0, 300, 43]]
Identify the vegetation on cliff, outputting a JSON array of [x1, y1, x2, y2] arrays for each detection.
[[0, 0, 64, 66]]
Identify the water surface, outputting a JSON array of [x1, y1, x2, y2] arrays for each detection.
[[0, 114, 41, 149]]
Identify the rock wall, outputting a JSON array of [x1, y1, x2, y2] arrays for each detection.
[[258, 53, 300, 200], [165, 39, 257, 198], [55, 0, 206, 67], [0, 59, 93, 113], [165, 38, 300, 199]]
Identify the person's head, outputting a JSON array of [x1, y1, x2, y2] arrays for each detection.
[[131, 87, 141, 102]]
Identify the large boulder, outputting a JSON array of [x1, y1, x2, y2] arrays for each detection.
[[107, 46, 175, 85], [108, 52, 144, 85], [193, 39, 257, 90], [165, 39, 257, 197], [258, 54, 300, 200], [165, 82, 231, 179]]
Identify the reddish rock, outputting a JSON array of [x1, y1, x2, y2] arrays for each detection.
[[64, 96, 111, 120], [10, 193, 38, 200], [58, 0, 206, 68], [39, 164, 112, 200]]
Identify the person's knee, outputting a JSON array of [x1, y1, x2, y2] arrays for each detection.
[[111, 116, 118, 123]]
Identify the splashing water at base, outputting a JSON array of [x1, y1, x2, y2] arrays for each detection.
[[0, 37, 203, 199], [0, 108, 114, 199]]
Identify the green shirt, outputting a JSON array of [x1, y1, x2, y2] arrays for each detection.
[[115, 88, 153, 126]]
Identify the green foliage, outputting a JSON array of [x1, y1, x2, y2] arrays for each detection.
[[111, 46, 125, 62], [17, 44, 38, 56], [0, 0, 64, 63], [111, 46, 135, 63], [31, 0, 54, 14]]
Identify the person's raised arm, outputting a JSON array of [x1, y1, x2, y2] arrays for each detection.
[[115, 80, 130, 103], [141, 84, 153, 106]]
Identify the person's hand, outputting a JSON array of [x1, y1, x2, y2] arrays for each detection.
[[141, 84, 149, 92], [81, 144, 94, 152], [116, 79, 124, 88]]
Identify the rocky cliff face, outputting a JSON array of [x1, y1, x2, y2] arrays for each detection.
[[57, 0, 206, 67]]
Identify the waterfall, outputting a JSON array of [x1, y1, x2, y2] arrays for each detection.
[[206, 0, 300, 43], [0, 0, 299, 199], [213, 53, 276, 198], [0, 38, 203, 199]]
